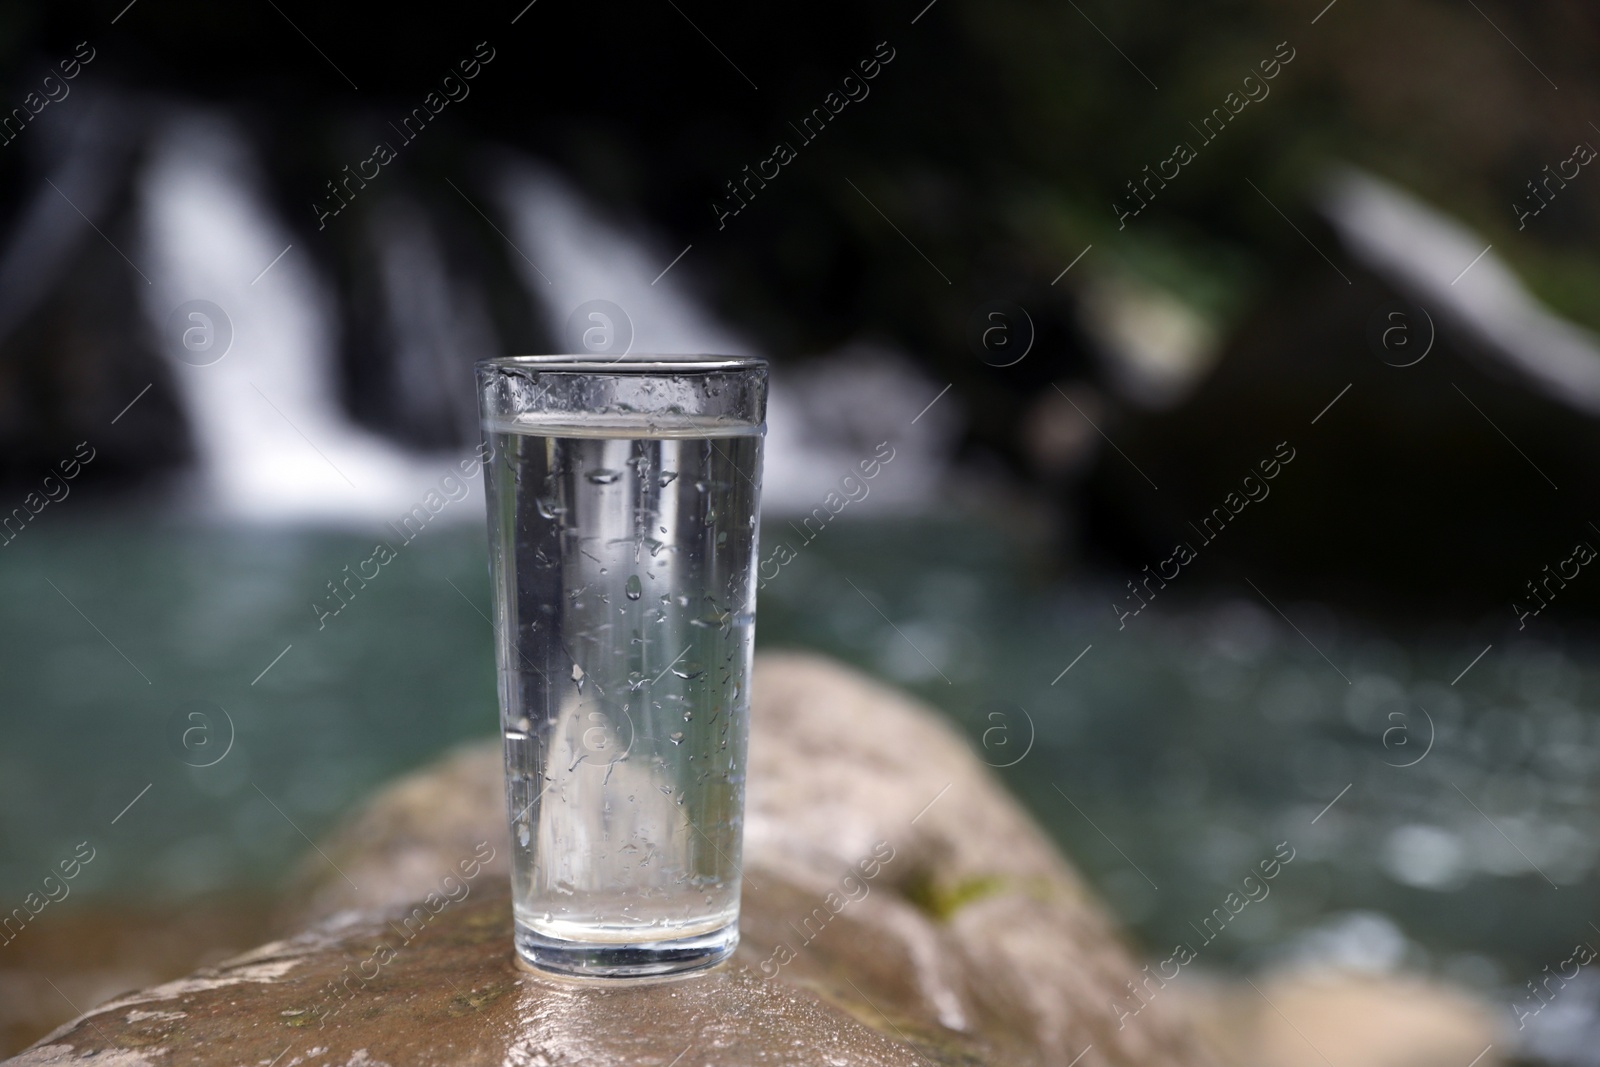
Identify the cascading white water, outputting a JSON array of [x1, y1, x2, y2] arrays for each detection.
[[133, 120, 949, 523], [492, 162, 952, 514], [1321, 167, 1600, 414], [138, 111, 458, 524]]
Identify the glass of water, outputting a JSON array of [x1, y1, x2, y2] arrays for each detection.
[[476, 355, 766, 978]]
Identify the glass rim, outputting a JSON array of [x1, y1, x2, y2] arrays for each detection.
[[477, 354, 766, 375]]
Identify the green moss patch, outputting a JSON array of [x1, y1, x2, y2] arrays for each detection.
[[901, 872, 1010, 922]]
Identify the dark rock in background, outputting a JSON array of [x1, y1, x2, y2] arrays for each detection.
[[1079, 237, 1600, 620], [0, 99, 190, 488]]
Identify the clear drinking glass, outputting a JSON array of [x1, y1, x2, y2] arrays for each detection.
[[477, 355, 766, 978]]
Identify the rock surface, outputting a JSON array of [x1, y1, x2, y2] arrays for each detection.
[[1176, 969, 1502, 1067], [1077, 246, 1600, 617], [11, 652, 1213, 1067]]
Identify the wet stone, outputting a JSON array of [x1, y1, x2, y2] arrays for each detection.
[[12, 654, 1213, 1067]]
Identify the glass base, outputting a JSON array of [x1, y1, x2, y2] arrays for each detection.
[[513, 919, 739, 979]]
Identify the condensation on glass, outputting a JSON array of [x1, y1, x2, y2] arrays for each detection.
[[476, 355, 766, 978]]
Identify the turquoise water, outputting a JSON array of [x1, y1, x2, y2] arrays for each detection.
[[1, 511, 1596, 1006]]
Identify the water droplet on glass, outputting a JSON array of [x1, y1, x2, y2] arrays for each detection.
[[625, 575, 643, 600], [658, 472, 679, 487], [586, 469, 622, 485], [535, 496, 558, 519], [669, 731, 684, 745], [571, 663, 585, 690]]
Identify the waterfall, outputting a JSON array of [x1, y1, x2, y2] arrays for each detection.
[[1321, 167, 1600, 415], [493, 163, 952, 514], [138, 110, 456, 525], [131, 119, 948, 523]]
